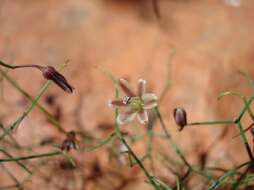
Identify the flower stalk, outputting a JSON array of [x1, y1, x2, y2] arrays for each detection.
[[0, 60, 73, 93]]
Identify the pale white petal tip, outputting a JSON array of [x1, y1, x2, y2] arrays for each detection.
[[141, 119, 149, 125], [142, 93, 158, 109], [119, 143, 128, 153], [142, 93, 158, 100], [138, 119, 149, 126], [152, 94, 158, 101], [108, 99, 113, 108], [117, 112, 136, 126], [116, 115, 127, 126], [119, 78, 128, 84], [153, 95, 158, 101], [137, 111, 149, 125], [117, 119, 126, 126], [138, 79, 146, 84]]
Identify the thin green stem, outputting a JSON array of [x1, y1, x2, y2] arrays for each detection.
[[218, 91, 254, 121], [188, 120, 235, 126], [0, 64, 66, 141], [0, 68, 66, 133], [238, 70, 254, 91], [147, 128, 155, 172], [0, 164, 23, 190], [0, 80, 52, 141], [155, 107, 191, 169], [0, 123, 21, 148], [0, 148, 31, 174], [0, 151, 61, 163], [159, 50, 175, 103], [114, 117, 160, 188], [236, 96, 254, 123], [208, 161, 252, 190], [114, 89, 160, 189], [86, 132, 116, 152], [236, 122, 254, 161]]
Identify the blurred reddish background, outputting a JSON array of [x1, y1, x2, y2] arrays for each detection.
[[0, 0, 254, 189]]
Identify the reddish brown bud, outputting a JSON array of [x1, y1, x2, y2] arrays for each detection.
[[61, 131, 77, 152], [41, 66, 73, 93], [173, 107, 187, 131]]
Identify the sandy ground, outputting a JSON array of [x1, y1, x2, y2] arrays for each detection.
[[0, 0, 254, 189]]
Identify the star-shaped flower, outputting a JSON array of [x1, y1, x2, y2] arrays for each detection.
[[109, 78, 158, 125]]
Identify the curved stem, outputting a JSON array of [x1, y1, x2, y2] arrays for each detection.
[[0, 60, 42, 70]]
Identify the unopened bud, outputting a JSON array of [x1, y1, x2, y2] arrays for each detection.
[[41, 66, 74, 93], [61, 131, 77, 152], [173, 107, 187, 131]]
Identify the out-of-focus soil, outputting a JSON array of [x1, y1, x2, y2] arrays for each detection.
[[0, 0, 254, 189]]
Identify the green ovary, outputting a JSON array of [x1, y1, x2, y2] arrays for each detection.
[[130, 97, 144, 112]]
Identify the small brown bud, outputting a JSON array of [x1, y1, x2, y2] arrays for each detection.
[[41, 66, 74, 93], [61, 131, 77, 152], [173, 107, 187, 131]]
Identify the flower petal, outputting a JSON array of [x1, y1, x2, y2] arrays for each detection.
[[142, 93, 158, 109], [137, 110, 148, 125], [137, 79, 146, 97], [119, 78, 136, 97], [117, 108, 136, 125], [108, 99, 126, 108], [118, 142, 128, 153]]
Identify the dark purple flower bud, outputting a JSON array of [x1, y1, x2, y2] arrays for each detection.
[[173, 107, 187, 131], [61, 131, 77, 152], [41, 66, 74, 93]]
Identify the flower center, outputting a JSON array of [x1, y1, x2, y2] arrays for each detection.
[[129, 97, 144, 112]]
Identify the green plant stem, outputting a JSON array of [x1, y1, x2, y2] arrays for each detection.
[[208, 161, 252, 190], [0, 123, 21, 148], [0, 63, 67, 141], [156, 108, 216, 184], [218, 91, 254, 121], [159, 50, 175, 103], [238, 70, 254, 91], [233, 96, 254, 161], [0, 164, 23, 190], [0, 151, 61, 163], [114, 115, 160, 189], [147, 128, 155, 172], [0, 80, 52, 141], [155, 107, 191, 168], [0, 68, 66, 133], [113, 89, 160, 189], [235, 96, 254, 123], [236, 122, 254, 161], [188, 120, 235, 126], [0, 148, 31, 174], [86, 132, 116, 152]]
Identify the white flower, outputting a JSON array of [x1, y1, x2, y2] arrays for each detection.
[[109, 78, 158, 125]]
